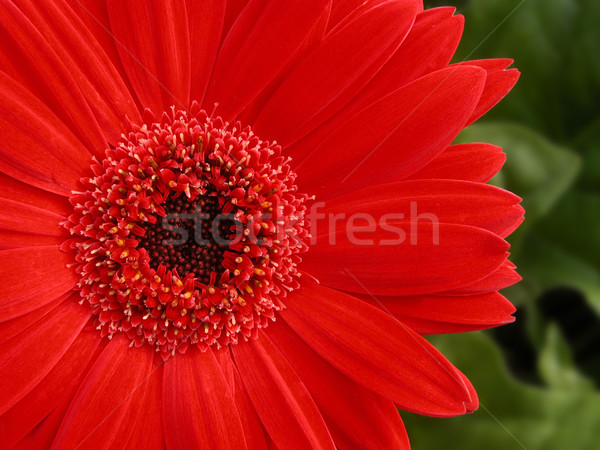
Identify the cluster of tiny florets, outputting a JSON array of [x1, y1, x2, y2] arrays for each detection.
[[62, 102, 309, 357]]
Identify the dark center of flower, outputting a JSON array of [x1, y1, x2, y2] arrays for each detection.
[[137, 192, 233, 283], [62, 103, 309, 358]]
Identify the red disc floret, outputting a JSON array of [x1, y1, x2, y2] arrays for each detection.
[[62, 102, 310, 357]]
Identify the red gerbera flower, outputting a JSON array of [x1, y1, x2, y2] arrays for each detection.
[[0, 0, 523, 448]]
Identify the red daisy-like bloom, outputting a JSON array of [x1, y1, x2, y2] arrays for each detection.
[[0, 0, 523, 448]]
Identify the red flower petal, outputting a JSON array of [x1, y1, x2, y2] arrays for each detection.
[[285, 7, 465, 168], [359, 291, 516, 334], [0, 233, 63, 250], [455, 59, 520, 126], [0, 198, 66, 237], [341, 7, 465, 119], [0, 330, 101, 448], [0, 72, 92, 196], [215, 350, 269, 449], [0, 2, 107, 154], [282, 282, 477, 416], [373, 7, 463, 89], [107, 0, 191, 113], [321, 179, 524, 238], [66, 0, 131, 90], [0, 299, 90, 416], [254, 0, 420, 146], [116, 358, 164, 450], [266, 320, 410, 449], [11, 396, 71, 450], [304, 223, 509, 296], [0, 165, 70, 246], [0, 172, 72, 212], [222, 0, 248, 36], [448, 259, 522, 295], [0, 247, 77, 321], [163, 348, 247, 449], [205, 0, 331, 121], [328, 0, 424, 32], [231, 331, 336, 449], [295, 66, 486, 199], [0, 295, 64, 345], [407, 143, 507, 183], [13, 0, 141, 146], [328, 0, 372, 31], [187, 0, 226, 104], [52, 335, 158, 449]]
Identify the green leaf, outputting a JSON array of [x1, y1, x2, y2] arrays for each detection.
[[456, 0, 600, 141], [456, 122, 580, 251], [574, 117, 600, 190], [403, 332, 600, 450], [538, 324, 595, 390], [518, 232, 600, 315]]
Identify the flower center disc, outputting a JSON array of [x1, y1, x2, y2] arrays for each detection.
[[137, 192, 232, 284], [63, 103, 309, 357]]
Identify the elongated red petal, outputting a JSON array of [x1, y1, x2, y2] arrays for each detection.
[[0, 172, 71, 213], [13, 0, 141, 145], [369, 7, 462, 89], [205, 0, 331, 121], [295, 66, 486, 199], [359, 291, 516, 334], [0, 72, 91, 195], [448, 260, 522, 295], [0, 295, 64, 345], [407, 143, 506, 183], [0, 330, 101, 448], [254, 0, 419, 145], [0, 299, 90, 416], [222, 0, 248, 36], [282, 282, 477, 416], [0, 232, 62, 250], [304, 223, 509, 296], [337, 7, 464, 121], [231, 331, 336, 449], [322, 179, 523, 238], [52, 335, 158, 449], [118, 359, 164, 450], [215, 349, 269, 450], [0, 246, 77, 321], [11, 395, 72, 450], [163, 348, 247, 449], [328, 0, 371, 31], [266, 321, 410, 449], [107, 0, 191, 113], [66, 0, 131, 88], [455, 59, 520, 126], [0, 2, 107, 154], [187, 0, 226, 104], [0, 198, 66, 237]]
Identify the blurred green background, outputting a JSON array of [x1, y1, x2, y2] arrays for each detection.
[[405, 1, 600, 448]]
